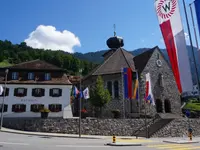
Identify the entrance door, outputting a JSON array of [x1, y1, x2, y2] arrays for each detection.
[[164, 99, 171, 113], [156, 99, 163, 113]]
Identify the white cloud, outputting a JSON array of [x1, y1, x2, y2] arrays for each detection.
[[24, 25, 81, 53], [184, 32, 189, 41]]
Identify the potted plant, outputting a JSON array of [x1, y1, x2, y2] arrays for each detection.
[[40, 107, 50, 119]]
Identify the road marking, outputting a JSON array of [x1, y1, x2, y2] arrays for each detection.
[[56, 145, 110, 148], [147, 144, 197, 150], [117, 139, 153, 143], [0, 142, 29, 146]]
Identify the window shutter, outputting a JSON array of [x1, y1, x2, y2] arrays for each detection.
[[50, 89, 53, 97], [24, 88, 27, 96], [5, 88, 9, 96], [59, 89, 62, 96], [14, 88, 18, 96]]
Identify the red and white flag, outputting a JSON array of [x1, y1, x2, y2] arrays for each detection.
[[145, 73, 155, 106], [155, 0, 193, 94]]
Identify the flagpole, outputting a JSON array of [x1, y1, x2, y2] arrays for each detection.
[[121, 67, 125, 119], [189, 2, 200, 98], [136, 70, 141, 118], [182, 0, 200, 94], [79, 70, 82, 138]]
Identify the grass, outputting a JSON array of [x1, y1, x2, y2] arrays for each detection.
[[183, 103, 200, 111], [0, 60, 12, 67]]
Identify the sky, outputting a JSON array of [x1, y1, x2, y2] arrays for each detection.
[[0, 0, 198, 53]]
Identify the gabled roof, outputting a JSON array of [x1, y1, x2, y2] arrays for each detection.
[[91, 48, 135, 75], [7, 59, 63, 70], [133, 46, 160, 74]]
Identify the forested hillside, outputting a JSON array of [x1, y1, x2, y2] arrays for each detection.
[[0, 40, 98, 76]]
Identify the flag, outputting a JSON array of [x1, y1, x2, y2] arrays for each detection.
[[123, 67, 133, 99], [0, 85, 3, 95], [155, 0, 193, 94], [145, 73, 155, 106], [132, 72, 139, 100], [123, 68, 128, 99], [195, 0, 200, 38], [79, 90, 83, 99], [127, 68, 133, 99], [83, 87, 90, 99], [71, 86, 79, 98]]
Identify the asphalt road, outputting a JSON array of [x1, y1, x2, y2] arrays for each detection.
[[1, 132, 200, 150]]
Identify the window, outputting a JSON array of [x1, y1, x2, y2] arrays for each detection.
[[44, 73, 51, 81], [114, 80, 119, 98], [14, 88, 27, 97], [32, 88, 45, 97], [12, 104, 26, 113], [49, 104, 62, 112], [0, 88, 9, 97], [159, 74, 164, 87], [0, 104, 8, 112], [49, 88, 62, 97], [107, 81, 112, 96], [28, 73, 34, 80], [30, 104, 44, 112], [12, 72, 18, 80]]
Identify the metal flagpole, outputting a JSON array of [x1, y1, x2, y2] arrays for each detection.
[[182, 0, 200, 94], [136, 70, 141, 118], [189, 2, 200, 98], [0, 69, 8, 130], [79, 70, 82, 138], [121, 67, 125, 119]]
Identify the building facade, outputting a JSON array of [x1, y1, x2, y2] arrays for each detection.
[[0, 60, 72, 118], [82, 36, 181, 118]]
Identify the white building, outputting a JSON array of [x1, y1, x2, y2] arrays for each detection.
[[0, 60, 72, 118]]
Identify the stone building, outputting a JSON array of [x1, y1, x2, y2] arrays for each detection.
[[82, 35, 181, 118]]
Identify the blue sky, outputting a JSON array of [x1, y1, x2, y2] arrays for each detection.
[[0, 0, 198, 53]]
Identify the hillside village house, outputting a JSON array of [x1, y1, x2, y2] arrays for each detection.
[[82, 35, 181, 118], [0, 60, 72, 118]]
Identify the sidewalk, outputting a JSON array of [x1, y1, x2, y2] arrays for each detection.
[[0, 127, 141, 140]]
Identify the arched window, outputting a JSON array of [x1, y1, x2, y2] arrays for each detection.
[[107, 81, 112, 96], [114, 81, 119, 98]]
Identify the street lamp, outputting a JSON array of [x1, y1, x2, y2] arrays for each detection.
[[0, 69, 9, 130]]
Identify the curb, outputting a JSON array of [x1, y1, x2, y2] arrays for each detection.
[[163, 140, 199, 144], [0, 130, 100, 139], [105, 142, 142, 146]]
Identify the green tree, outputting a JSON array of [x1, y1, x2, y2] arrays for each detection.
[[89, 76, 111, 117]]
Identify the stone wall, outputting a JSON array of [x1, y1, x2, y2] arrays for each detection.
[[152, 119, 200, 137], [3, 118, 151, 136]]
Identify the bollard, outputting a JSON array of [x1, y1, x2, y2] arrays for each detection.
[[113, 135, 116, 143], [188, 128, 192, 141]]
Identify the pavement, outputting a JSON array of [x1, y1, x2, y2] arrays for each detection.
[[1, 128, 200, 150]]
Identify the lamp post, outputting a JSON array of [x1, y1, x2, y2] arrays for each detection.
[[0, 69, 9, 130]]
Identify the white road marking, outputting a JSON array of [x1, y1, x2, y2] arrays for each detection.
[[56, 145, 110, 148], [0, 142, 29, 146]]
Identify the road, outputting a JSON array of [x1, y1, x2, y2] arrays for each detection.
[[1, 132, 200, 150]]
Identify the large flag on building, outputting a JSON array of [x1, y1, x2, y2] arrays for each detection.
[[145, 73, 155, 105], [123, 68, 132, 99], [155, 0, 193, 94], [0, 85, 3, 95], [195, 0, 200, 37], [132, 71, 139, 100]]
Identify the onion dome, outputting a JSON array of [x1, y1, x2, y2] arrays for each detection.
[[106, 36, 124, 49]]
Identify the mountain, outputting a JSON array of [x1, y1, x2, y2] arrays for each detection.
[[73, 46, 200, 84]]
